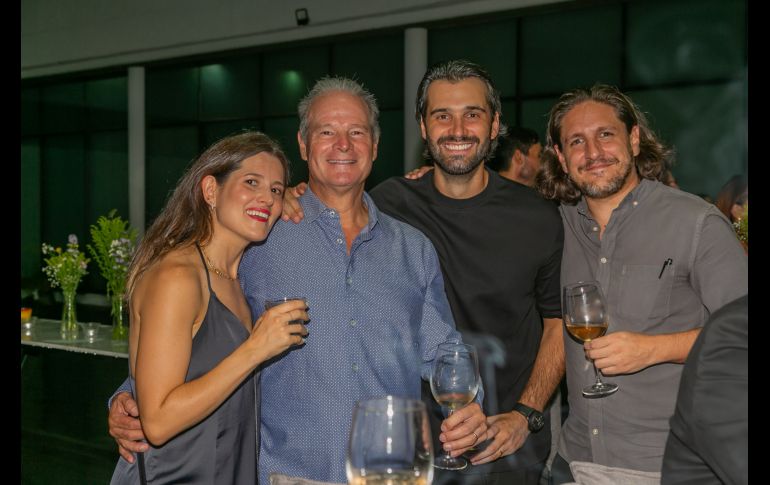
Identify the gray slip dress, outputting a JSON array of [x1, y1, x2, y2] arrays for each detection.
[[111, 245, 259, 484]]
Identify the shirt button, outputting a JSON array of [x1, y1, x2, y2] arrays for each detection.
[[336, 238, 343, 244], [632, 201, 638, 207], [350, 319, 357, 327], [352, 363, 359, 372], [600, 257, 607, 264], [346, 277, 353, 285], [592, 226, 598, 232], [329, 210, 336, 216], [592, 428, 599, 436]]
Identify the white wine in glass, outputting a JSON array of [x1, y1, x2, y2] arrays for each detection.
[[563, 281, 619, 398], [429, 342, 479, 470]]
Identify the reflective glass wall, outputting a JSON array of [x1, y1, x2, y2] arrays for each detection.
[[21, 0, 747, 288]]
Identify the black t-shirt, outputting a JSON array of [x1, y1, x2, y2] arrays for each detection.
[[370, 168, 563, 468]]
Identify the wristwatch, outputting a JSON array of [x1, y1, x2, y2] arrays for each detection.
[[513, 402, 545, 433]]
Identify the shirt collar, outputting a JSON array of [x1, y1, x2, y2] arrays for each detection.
[[576, 178, 657, 220], [299, 185, 380, 235]]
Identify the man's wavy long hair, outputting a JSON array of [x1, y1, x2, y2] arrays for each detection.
[[536, 84, 674, 204], [126, 131, 290, 299]]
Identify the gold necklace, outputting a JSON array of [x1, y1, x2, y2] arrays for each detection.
[[200, 245, 237, 281]]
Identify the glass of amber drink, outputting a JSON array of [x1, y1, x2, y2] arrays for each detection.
[[564, 281, 619, 398]]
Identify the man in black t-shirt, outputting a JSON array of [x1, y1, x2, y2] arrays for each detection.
[[374, 60, 563, 485], [283, 61, 564, 485]]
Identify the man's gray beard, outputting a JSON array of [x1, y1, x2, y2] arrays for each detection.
[[428, 137, 492, 176], [574, 157, 634, 199]]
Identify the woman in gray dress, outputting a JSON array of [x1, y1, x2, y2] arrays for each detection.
[[111, 132, 309, 484]]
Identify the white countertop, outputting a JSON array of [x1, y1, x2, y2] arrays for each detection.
[[21, 318, 128, 359]]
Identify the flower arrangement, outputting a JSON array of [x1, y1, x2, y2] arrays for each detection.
[[42, 234, 89, 335], [734, 202, 747, 249], [88, 210, 137, 339], [42, 234, 89, 294]]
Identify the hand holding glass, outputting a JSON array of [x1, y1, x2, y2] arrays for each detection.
[[429, 342, 480, 471], [346, 396, 433, 485], [264, 297, 308, 343], [563, 282, 618, 398], [265, 297, 308, 323]]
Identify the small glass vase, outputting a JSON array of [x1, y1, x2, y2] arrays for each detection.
[[60, 289, 78, 339], [111, 293, 128, 340]]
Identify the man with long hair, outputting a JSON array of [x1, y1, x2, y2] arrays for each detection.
[[536, 84, 747, 482]]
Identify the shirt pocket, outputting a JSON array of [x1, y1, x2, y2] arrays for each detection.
[[615, 264, 674, 323]]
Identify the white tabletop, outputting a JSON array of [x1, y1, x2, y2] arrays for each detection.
[[21, 318, 128, 359]]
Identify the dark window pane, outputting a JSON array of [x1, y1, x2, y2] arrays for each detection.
[[262, 117, 305, 185], [83, 131, 129, 293], [42, 83, 85, 134], [500, 99, 517, 130], [333, 34, 404, 110], [22, 138, 42, 280], [367, 109, 404, 190], [200, 58, 260, 121], [87, 131, 129, 224], [520, 5, 621, 96], [521, 98, 558, 141], [145, 126, 200, 224], [42, 135, 86, 245], [627, 0, 746, 85], [202, 120, 262, 149], [262, 45, 329, 117], [429, 20, 517, 97], [86, 77, 127, 131], [146, 66, 199, 124], [22, 88, 40, 136], [628, 82, 746, 196]]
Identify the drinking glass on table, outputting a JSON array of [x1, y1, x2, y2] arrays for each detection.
[[563, 281, 619, 398], [346, 396, 434, 485], [429, 342, 480, 471]]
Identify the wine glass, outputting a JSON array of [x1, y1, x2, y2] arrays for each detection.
[[563, 281, 619, 398], [429, 342, 480, 471], [346, 396, 433, 485]]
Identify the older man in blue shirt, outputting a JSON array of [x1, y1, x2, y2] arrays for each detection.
[[108, 77, 486, 484]]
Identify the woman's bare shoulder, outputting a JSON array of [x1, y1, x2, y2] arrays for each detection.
[[134, 246, 205, 303]]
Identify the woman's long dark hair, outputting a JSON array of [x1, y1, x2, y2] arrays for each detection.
[[126, 131, 290, 298]]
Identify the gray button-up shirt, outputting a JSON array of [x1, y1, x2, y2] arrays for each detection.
[[558, 179, 748, 472]]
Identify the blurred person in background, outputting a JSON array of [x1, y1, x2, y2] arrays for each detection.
[[715, 174, 747, 223], [489, 126, 543, 188]]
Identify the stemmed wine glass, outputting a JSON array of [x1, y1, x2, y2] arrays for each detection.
[[563, 281, 619, 398], [346, 396, 434, 485], [429, 342, 480, 471]]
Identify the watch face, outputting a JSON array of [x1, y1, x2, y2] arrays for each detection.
[[530, 413, 545, 431]]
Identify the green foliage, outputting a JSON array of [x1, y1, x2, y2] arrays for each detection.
[[87, 209, 137, 298]]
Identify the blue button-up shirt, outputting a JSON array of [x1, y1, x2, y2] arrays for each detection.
[[239, 187, 461, 484]]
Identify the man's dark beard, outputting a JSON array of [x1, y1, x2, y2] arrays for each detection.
[[573, 156, 634, 199], [428, 135, 492, 176]]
